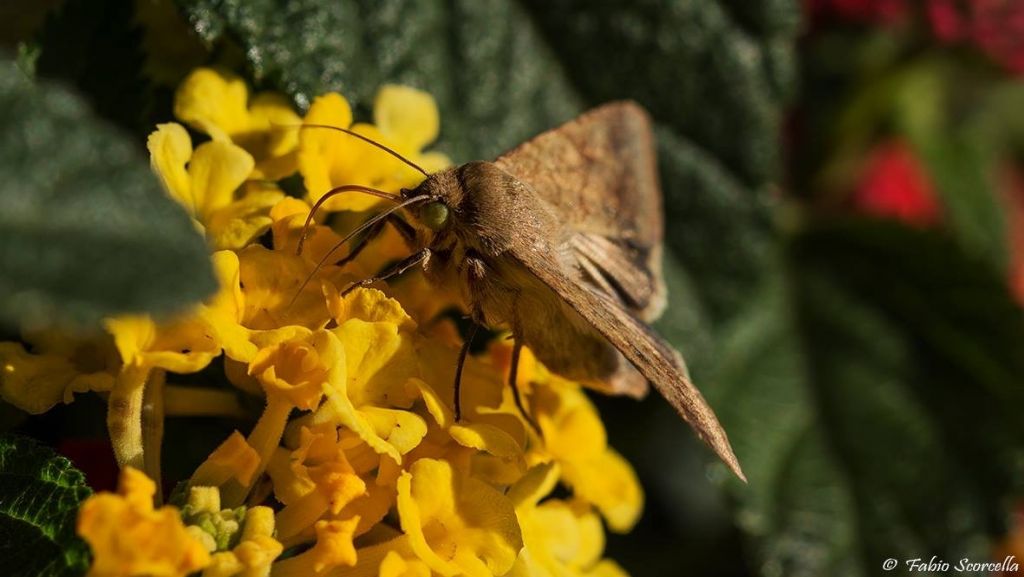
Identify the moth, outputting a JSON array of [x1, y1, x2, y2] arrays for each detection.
[[298, 102, 744, 480]]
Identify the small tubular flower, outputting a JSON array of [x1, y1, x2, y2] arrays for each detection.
[[78, 468, 211, 577], [174, 68, 301, 180], [148, 123, 283, 250], [530, 382, 643, 533], [221, 329, 340, 506], [191, 431, 261, 488], [270, 518, 360, 577], [297, 86, 449, 213], [272, 427, 368, 543], [0, 333, 115, 414], [396, 458, 523, 577], [312, 290, 427, 462]]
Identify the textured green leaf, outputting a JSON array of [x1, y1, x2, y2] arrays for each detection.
[[0, 434, 92, 577], [708, 219, 1024, 576], [0, 58, 216, 329]]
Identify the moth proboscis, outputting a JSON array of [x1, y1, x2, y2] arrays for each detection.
[[295, 102, 745, 481]]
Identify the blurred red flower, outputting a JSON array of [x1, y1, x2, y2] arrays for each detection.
[[927, 0, 1024, 74], [851, 140, 943, 226]]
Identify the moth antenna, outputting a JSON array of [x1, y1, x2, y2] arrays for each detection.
[[297, 184, 400, 256], [276, 121, 430, 177], [287, 194, 433, 308]]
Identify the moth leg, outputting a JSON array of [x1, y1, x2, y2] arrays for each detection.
[[336, 213, 417, 268], [454, 322, 480, 422], [508, 339, 540, 433], [341, 248, 430, 296]]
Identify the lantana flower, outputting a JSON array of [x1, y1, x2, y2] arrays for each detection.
[[148, 123, 283, 250], [77, 468, 211, 577], [174, 67, 302, 180], [298, 86, 450, 213], [1, 68, 650, 577]]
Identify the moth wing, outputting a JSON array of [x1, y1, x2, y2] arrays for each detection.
[[495, 101, 666, 320], [511, 249, 745, 481]]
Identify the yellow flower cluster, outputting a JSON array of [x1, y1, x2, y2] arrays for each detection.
[[0, 68, 643, 577]]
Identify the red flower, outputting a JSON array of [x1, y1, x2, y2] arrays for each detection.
[[928, 0, 1024, 74], [851, 140, 942, 226]]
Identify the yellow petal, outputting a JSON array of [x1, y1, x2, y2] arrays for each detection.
[[333, 319, 419, 408], [397, 458, 523, 577], [204, 187, 283, 250], [0, 342, 113, 414], [236, 245, 333, 330], [562, 449, 643, 534], [508, 463, 560, 510], [326, 287, 416, 331], [450, 422, 523, 458], [147, 123, 195, 214], [188, 140, 255, 221], [379, 550, 432, 577], [373, 85, 440, 152], [248, 92, 302, 157], [174, 68, 251, 141], [106, 315, 219, 375], [362, 406, 428, 455], [191, 431, 261, 487]]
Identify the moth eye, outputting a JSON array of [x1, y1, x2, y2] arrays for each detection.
[[422, 201, 449, 230]]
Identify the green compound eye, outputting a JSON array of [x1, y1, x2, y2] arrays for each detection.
[[422, 201, 450, 230]]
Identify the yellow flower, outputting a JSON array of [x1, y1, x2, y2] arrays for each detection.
[[271, 426, 368, 544], [298, 86, 450, 213], [219, 329, 338, 506], [78, 467, 211, 577], [271, 518, 360, 577], [199, 250, 315, 366], [0, 331, 116, 414], [191, 431, 261, 489], [520, 350, 644, 534], [148, 123, 283, 250], [507, 464, 628, 577], [397, 458, 523, 577], [312, 289, 427, 462], [106, 315, 219, 376], [174, 67, 301, 180], [200, 505, 283, 577]]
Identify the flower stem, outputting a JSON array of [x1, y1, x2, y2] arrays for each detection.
[[142, 369, 166, 503], [107, 366, 149, 470]]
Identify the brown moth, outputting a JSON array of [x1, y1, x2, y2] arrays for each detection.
[[299, 101, 744, 480]]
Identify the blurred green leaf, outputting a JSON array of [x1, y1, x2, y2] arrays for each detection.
[[0, 58, 216, 329], [710, 218, 1024, 576], [895, 63, 1009, 270], [0, 434, 92, 577]]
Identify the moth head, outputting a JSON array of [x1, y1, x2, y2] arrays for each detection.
[[404, 167, 465, 232]]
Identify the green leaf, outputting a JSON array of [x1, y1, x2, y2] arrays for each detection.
[[709, 218, 1024, 576], [0, 58, 216, 329], [0, 434, 93, 577], [172, 0, 794, 328]]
